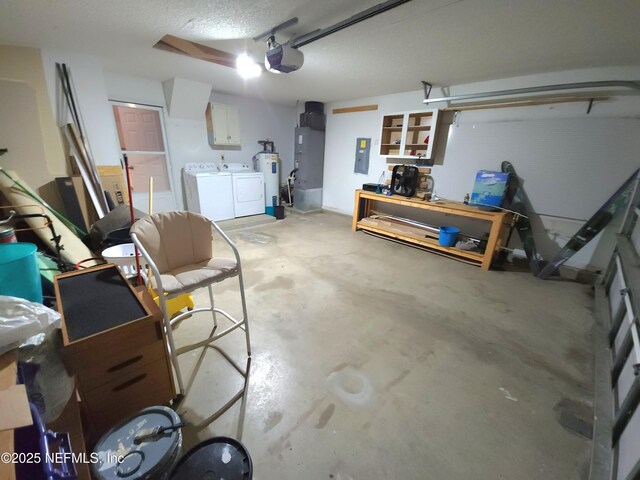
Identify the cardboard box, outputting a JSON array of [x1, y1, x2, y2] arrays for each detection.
[[70, 176, 99, 228], [97, 166, 129, 207]]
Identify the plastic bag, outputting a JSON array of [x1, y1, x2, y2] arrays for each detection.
[[0, 296, 61, 355], [18, 332, 74, 423], [0, 296, 73, 423]]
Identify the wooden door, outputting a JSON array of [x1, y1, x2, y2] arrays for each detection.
[[112, 104, 176, 212]]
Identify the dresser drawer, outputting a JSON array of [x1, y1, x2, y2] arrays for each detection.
[[61, 317, 163, 376], [81, 360, 174, 434], [75, 340, 167, 392]]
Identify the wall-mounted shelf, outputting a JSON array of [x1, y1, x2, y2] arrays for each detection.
[[379, 109, 440, 160]]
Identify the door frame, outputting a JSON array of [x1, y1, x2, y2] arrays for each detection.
[[109, 100, 178, 212]]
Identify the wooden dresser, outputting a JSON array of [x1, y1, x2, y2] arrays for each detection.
[[54, 264, 176, 438]]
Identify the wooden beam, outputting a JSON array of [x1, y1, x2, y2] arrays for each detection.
[[387, 165, 431, 174], [332, 104, 378, 114], [154, 35, 237, 69], [442, 96, 609, 112]]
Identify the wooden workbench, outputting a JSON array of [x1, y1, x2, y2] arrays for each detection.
[[352, 190, 512, 270]]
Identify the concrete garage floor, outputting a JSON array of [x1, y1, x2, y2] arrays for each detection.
[[172, 210, 594, 480]]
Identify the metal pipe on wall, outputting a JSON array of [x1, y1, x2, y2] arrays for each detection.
[[422, 80, 640, 104]]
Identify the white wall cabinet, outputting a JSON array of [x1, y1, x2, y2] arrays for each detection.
[[379, 109, 440, 160], [206, 102, 241, 147]]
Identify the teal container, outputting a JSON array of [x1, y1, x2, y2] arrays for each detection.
[[439, 226, 460, 247], [0, 243, 43, 303]]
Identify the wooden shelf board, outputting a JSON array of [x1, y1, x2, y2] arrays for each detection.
[[357, 190, 507, 221], [386, 165, 431, 173], [363, 230, 481, 267], [407, 126, 431, 131], [333, 104, 378, 114], [360, 216, 439, 239], [383, 126, 403, 130], [384, 155, 433, 160], [405, 144, 428, 148], [356, 222, 483, 263]]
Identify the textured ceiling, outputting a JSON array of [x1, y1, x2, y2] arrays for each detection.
[[1, 0, 639, 106]]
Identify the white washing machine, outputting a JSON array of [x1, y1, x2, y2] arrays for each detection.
[[183, 163, 234, 221], [222, 163, 265, 217]]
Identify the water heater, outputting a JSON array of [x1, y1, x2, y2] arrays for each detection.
[[256, 153, 280, 215]]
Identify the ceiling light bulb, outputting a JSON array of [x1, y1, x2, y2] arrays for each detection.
[[236, 53, 261, 79]]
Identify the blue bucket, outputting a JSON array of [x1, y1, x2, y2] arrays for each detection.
[[439, 226, 460, 247], [0, 243, 43, 303]]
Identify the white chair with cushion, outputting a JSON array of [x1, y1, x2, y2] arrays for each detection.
[[130, 211, 251, 408]]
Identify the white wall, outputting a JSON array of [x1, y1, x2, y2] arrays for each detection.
[[0, 45, 68, 190], [105, 73, 210, 211], [209, 91, 297, 182], [323, 90, 422, 212], [323, 67, 640, 272], [104, 74, 297, 210], [0, 80, 51, 187], [105, 72, 165, 106], [40, 49, 121, 168]]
